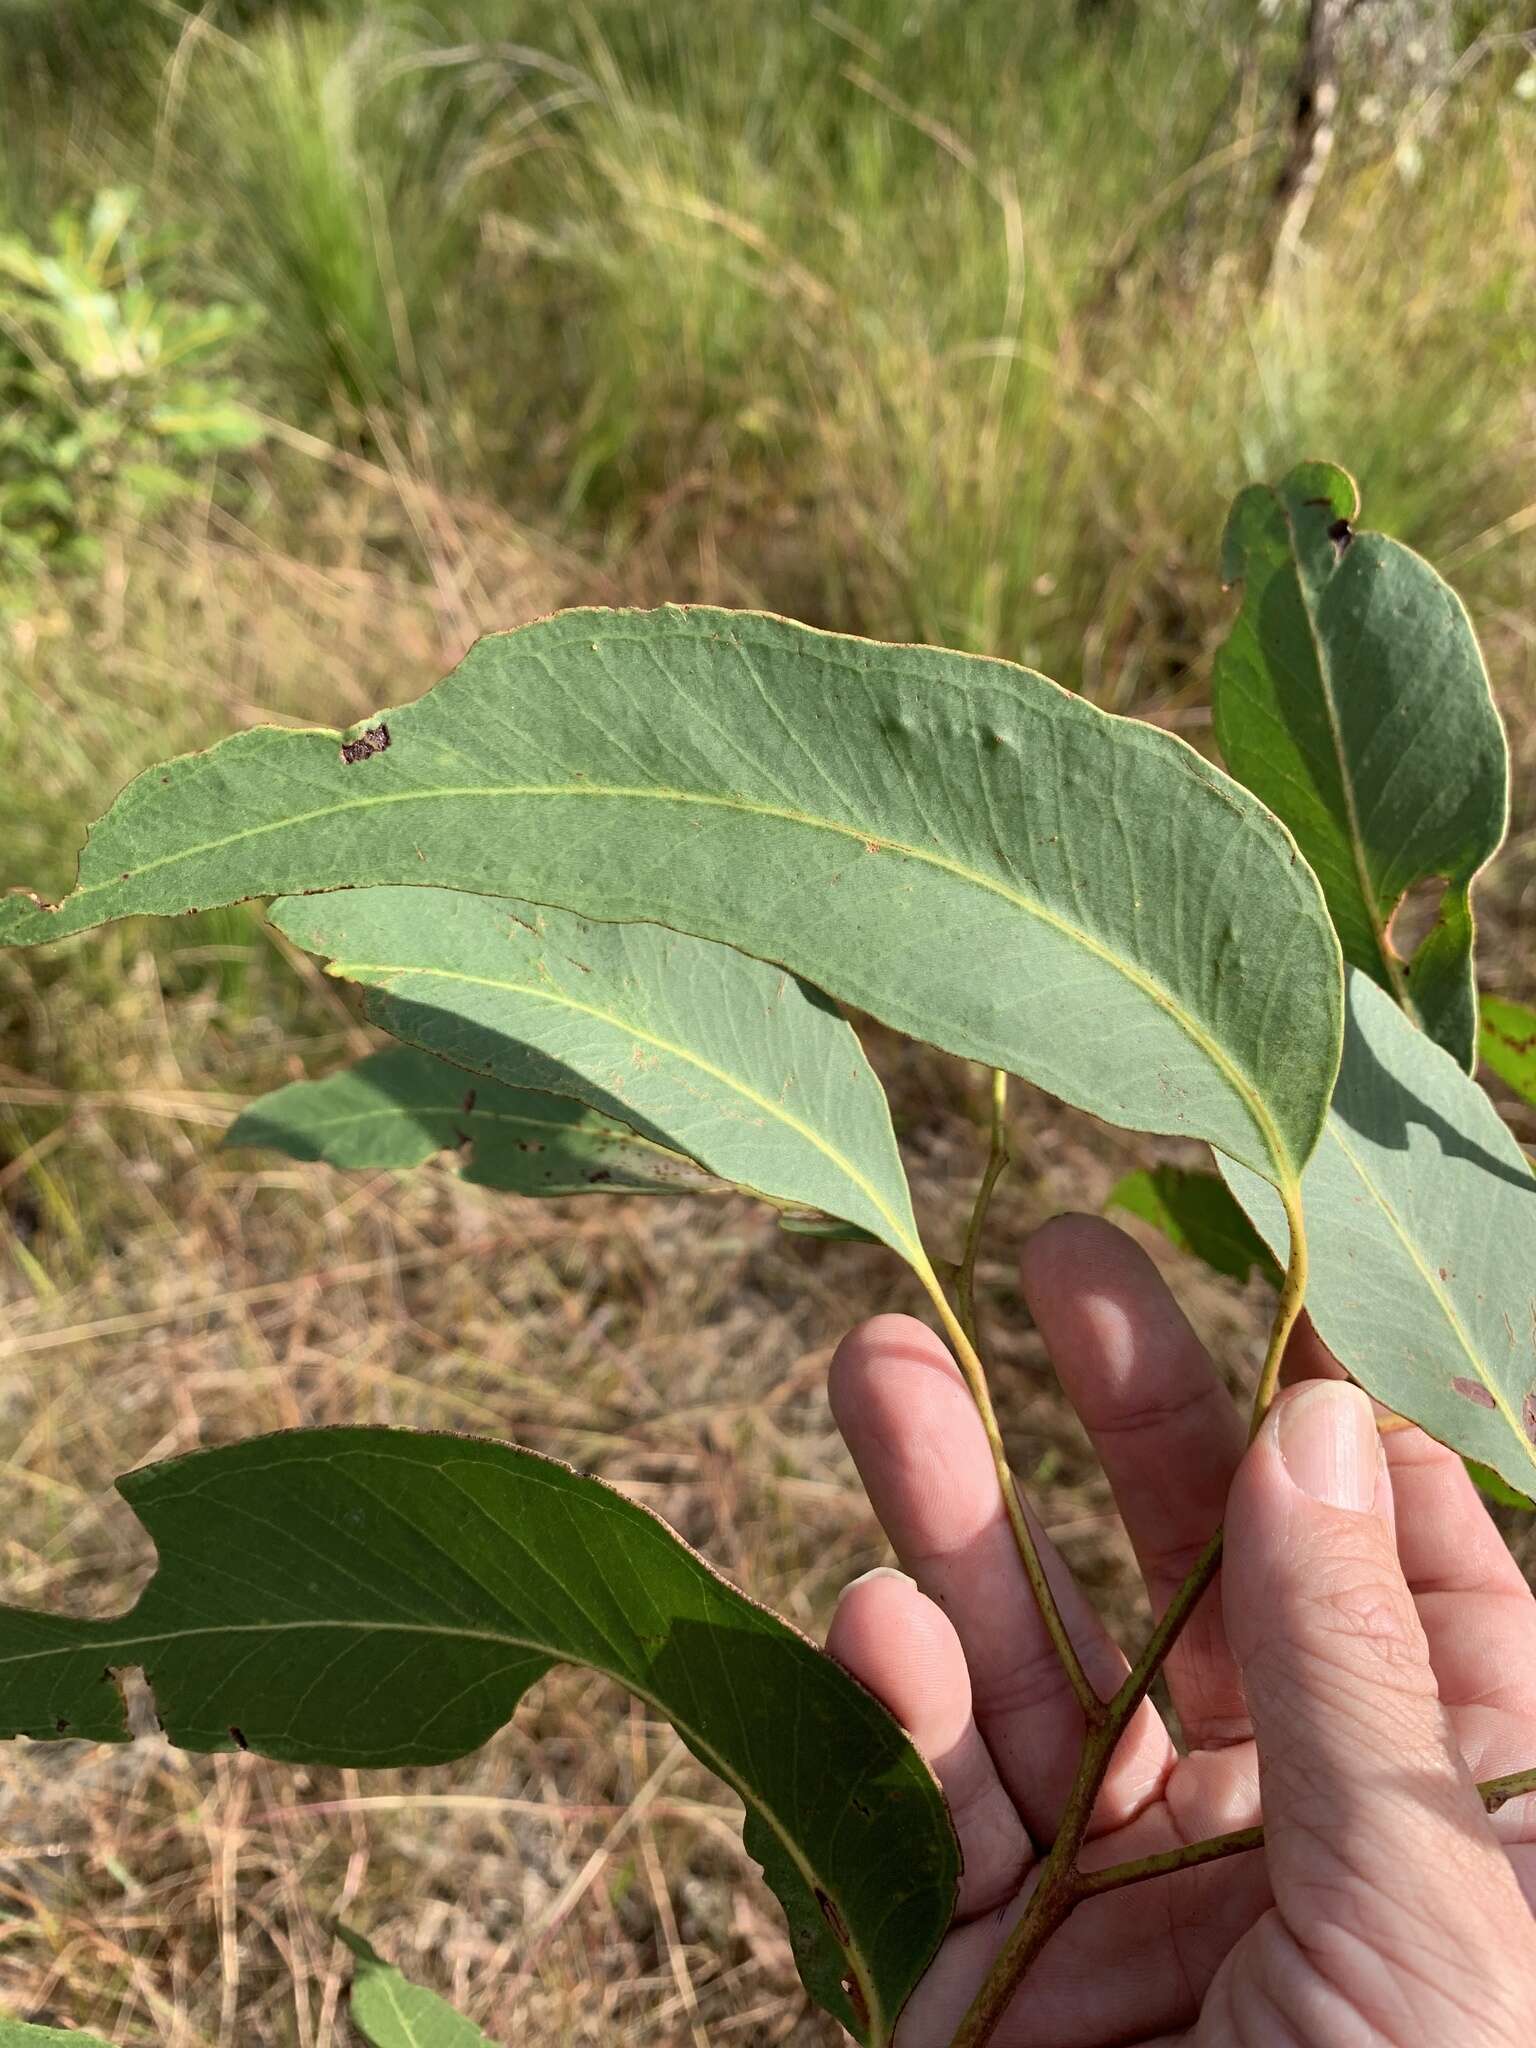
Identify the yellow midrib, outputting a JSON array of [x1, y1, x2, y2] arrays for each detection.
[[329, 954, 921, 1261], [1326, 1119, 1533, 1466], [291, 1101, 685, 1159], [1284, 510, 1415, 1018], [77, 772, 1296, 1187]]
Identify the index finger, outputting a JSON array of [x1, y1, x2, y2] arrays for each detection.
[[830, 1313, 1174, 1842]]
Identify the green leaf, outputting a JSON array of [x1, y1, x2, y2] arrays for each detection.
[[268, 888, 921, 1260], [0, 1429, 958, 2045], [776, 1213, 882, 1244], [1105, 1164, 1281, 1286], [0, 2025, 110, 2045], [1214, 462, 1508, 1071], [227, 1043, 720, 1199], [1479, 993, 1536, 1108], [338, 1928, 496, 2047], [0, 605, 1343, 1194], [1465, 1461, 1536, 1513], [1222, 972, 1536, 1496]]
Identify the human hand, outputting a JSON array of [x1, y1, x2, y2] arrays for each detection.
[[826, 1215, 1536, 2045]]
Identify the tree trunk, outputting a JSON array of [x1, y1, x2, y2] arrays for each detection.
[[1271, 0, 1453, 274]]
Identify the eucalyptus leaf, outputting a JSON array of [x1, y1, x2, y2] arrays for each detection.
[[1106, 1165, 1281, 1286], [1214, 463, 1508, 1071], [0, 605, 1342, 1193], [1222, 972, 1536, 1495], [0, 1429, 958, 2045], [0, 2025, 110, 2045], [1465, 1461, 1536, 1513], [227, 1043, 719, 1198], [268, 888, 921, 1261], [338, 1928, 497, 2048], [1480, 993, 1536, 1108]]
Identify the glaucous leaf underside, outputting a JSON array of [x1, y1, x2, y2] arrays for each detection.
[[227, 1042, 720, 1198], [1224, 973, 1536, 1494], [267, 888, 921, 1259], [0, 606, 1343, 1189], [339, 1928, 498, 2047], [0, 2025, 110, 2045]]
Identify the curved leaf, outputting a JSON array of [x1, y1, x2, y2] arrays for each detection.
[[1214, 463, 1508, 1070], [227, 1043, 719, 1198], [1466, 1461, 1536, 1514], [1480, 993, 1536, 1108], [0, 2026, 110, 2045], [0, 606, 1342, 1191], [1222, 972, 1536, 1495], [0, 1429, 958, 2044], [1106, 1165, 1280, 1286], [339, 1929, 496, 2048], [267, 889, 921, 1260]]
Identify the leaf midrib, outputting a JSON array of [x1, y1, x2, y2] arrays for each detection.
[[264, 1100, 685, 1157], [79, 769, 1295, 1186], [1324, 1118, 1533, 1466], [1, 1610, 886, 2037], [332, 954, 921, 1260], [1281, 502, 1413, 1017]]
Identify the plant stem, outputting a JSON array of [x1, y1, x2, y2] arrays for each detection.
[[1110, 1525, 1224, 1726], [920, 1270, 1106, 1727], [949, 1202, 1311, 2048], [956, 1068, 1011, 1347], [1068, 1762, 1536, 1902], [1247, 1179, 1310, 1433]]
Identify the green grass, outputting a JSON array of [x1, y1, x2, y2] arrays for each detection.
[[7, 0, 1531, 686]]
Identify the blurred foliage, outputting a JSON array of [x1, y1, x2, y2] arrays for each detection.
[[0, 187, 261, 595]]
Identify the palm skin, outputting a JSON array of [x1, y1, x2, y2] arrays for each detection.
[[826, 1215, 1536, 2046]]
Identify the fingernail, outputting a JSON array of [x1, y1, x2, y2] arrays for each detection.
[[843, 1566, 913, 1593], [1277, 1381, 1378, 1512]]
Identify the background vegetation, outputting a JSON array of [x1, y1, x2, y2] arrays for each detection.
[[0, 1, 1532, 2040]]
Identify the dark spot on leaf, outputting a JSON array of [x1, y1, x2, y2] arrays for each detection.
[[816, 1888, 850, 1945], [1452, 1377, 1496, 1409], [229, 1726, 250, 1751], [1439, 1267, 1450, 1281], [587, 1169, 613, 1184], [1326, 517, 1353, 558], [841, 1976, 870, 2032], [517, 1139, 544, 1153], [462, 1090, 477, 1114], [339, 723, 391, 766], [1387, 876, 1449, 960], [54, 1718, 69, 1734], [1525, 1391, 1536, 1447]]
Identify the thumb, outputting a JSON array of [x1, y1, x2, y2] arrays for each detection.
[[1223, 1380, 1528, 1981]]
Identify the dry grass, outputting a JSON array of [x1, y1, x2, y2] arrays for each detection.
[[2, 396, 1535, 2043], [0, 483, 1275, 2042], [2, 4, 1536, 2037]]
